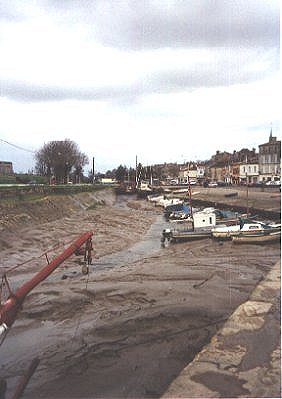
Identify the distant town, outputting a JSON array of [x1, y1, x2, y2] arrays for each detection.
[[0, 131, 280, 187]]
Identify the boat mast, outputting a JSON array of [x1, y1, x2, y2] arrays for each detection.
[[187, 175, 194, 229], [135, 155, 138, 189], [246, 172, 249, 217], [245, 155, 249, 217]]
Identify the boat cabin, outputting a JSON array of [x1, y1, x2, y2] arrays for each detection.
[[193, 210, 216, 228]]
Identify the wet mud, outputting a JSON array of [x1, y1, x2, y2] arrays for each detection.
[[0, 192, 280, 398]]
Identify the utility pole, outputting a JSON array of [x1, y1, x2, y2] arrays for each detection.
[[92, 157, 95, 184], [246, 172, 249, 217], [135, 155, 138, 188]]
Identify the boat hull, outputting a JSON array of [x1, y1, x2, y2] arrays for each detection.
[[161, 225, 212, 243], [232, 231, 281, 244], [171, 232, 211, 242]]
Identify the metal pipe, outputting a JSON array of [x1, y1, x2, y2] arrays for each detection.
[[0, 231, 93, 331]]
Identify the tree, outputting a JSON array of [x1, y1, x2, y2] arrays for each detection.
[[115, 165, 127, 182], [35, 139, 89, 183]]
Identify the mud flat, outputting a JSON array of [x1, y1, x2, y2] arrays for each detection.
[[0, 189, 280, 398]]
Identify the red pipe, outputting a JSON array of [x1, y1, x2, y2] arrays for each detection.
[[0, 231, 93, 330]]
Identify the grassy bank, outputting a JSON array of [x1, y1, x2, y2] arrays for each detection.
[[0, 183, 113, 203]]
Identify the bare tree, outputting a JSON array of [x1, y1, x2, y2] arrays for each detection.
[[35, 139, 89, 184]]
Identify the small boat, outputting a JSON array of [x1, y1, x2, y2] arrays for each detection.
[[136, 180, 153, 198], [212, 218, 281, 240], [232, 230, 281, 244], [224, 192, 238, 198], [147, 194, 165, 203], [165, 203, 193, 221], [162, 226, 212, 243], [162, 208, 216, 244], [159, 197, 183, 208]]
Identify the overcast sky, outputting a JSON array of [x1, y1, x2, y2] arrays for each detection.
[[0, 0, 280, 173]]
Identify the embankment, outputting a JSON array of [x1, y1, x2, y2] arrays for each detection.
[[0, 187, 116, 232]]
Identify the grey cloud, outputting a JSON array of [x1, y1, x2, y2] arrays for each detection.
[[2, 48, 275, 104], [45, 0, 279, 50], [1, 80, 143, 103], [2, 1, 279, 50], [150, 50, 279, 91]]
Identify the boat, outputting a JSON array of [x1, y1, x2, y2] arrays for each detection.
[[224, 192, 238, 198], [232, 230, 281, 244], [162, 225, 212, 243], [212, 224, 241, 239], [212, 219, 281, 240], [159, 197, 183, 208], [161, 175, 220, 244], [164, 203, 192, 221], [136, 180, 153, 198], [147, 194, 165, 204], [161, 208, 216, 243]]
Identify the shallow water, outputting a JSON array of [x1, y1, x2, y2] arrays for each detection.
[[93, 213, 170, 271]]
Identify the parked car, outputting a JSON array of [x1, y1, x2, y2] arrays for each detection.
[[265, 180, 281, 186], [208, 181, 218, 187]]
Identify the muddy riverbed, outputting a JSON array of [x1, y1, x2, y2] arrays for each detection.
[[0, 191, 280, 398]]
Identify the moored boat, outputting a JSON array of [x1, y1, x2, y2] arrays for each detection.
[[162, 208, 216, 243], [212, 218, 281, 240], [232, 230, 281, 244], [162, 226, 212, 243]]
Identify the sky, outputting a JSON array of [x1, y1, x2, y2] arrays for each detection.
[[0, 0, 280, 173]]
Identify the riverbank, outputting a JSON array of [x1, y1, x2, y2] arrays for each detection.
[[163, 260, 281, 398], [0, 188, 280, 398]]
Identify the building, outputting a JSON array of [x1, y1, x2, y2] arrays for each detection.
[[0, 161, 13, 175], [239, 162, 259, 184], [178, 163, 200, 184], [99, 178, 117, 184], [209, 163, 225, 182], [258, 130, 281, 183], [230, 163, 240, 184]]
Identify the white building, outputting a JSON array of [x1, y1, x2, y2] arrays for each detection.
[[178, 164, 205, 184], [258, 131, 281, 183], [239, 163, 259, 184]]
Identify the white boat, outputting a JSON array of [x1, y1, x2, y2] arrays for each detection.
[[232, 230, 281, 244], [147, 194, 165, 204], [159, 197, 183, 208], [162, 208, 217, 243], [211, 224, 241, 239], [212, 219, 281, 240]]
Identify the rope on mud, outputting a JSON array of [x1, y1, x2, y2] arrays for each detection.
[[72, 267, 91, 343]]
